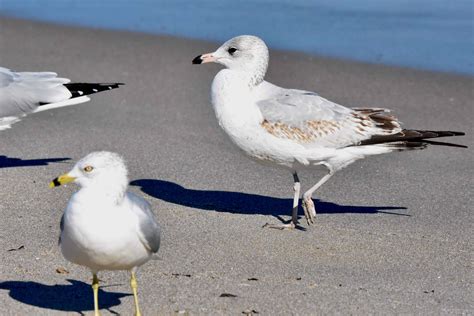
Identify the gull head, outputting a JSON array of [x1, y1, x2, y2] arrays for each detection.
[[192, 35, 269, 85], [50, 151, 129, 196]]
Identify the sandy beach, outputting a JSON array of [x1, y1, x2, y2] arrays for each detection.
[[0, 17, 472, 315]]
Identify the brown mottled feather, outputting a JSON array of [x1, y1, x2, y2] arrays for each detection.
[[353, 108, 400, 131], [261, 119, 341, 143]]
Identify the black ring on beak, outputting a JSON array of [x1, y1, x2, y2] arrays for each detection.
[[192, 55, 203, 64], [51, 177, 61, 187]]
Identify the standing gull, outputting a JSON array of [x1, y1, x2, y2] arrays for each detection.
[[0, 67, 122, 130], [50, 151, 161, 315], [192, 35, 466, 229]]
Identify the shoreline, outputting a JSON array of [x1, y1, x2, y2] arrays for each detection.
[[1, 0, 472, 76], [1, 15, 473, 79]]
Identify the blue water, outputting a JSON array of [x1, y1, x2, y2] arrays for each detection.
[[1, 0, 473, 75]]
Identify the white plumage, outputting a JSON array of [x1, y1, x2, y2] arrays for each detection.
[[193, 35, 465, 229], [60, 190, 159, 272]]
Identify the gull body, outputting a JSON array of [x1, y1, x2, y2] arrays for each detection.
[[211, 72, 354, 170], [51, 151, 160, 315], [0, 67, 122, 130], [61, 191, 156, 272], [193, 35, 466, 229]]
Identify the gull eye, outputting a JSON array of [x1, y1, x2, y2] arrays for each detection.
[[227, 47, 237, 55], [83, 166, 94, 172]]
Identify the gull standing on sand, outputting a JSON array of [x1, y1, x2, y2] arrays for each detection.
[[50, 151, 161, 316], [192, 35, 466, 229], [0, 67, 122, 130]]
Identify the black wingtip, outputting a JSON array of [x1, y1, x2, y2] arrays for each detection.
[[423, 140, 468, 148], [358, 129, 466, 147], [192, 55, 203, 64], [63, 82, 124, 98], [421, 130, 465, 137]]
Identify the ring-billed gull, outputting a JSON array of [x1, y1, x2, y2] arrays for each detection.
[[50, 151, 161, 315], [0, 67, 123, 130], [192, 35, 466, 229]]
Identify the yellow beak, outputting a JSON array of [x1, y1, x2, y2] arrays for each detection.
[[49, 174, 76, 188]]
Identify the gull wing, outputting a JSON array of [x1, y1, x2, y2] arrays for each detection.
[[0, 67, 122, 130], [0, 67, 72, 116], [127, 192, 161, 253], [255, 81, 402, 148]]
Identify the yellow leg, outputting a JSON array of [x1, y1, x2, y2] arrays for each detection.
[[92, 273, 100, 316], [130, 271, 142, 316]]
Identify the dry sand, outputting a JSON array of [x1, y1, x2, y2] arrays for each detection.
[[0, 17, 472, 315]]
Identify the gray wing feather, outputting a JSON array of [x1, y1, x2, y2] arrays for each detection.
[[256, 82, 352, 126], [0, 67, 71, 122], [58, 213, 65, 245], [255, 81, 401, 147], [127, 192, 161, 253]]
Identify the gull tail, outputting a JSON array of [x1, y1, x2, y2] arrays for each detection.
[[360, 129, 467, 149]]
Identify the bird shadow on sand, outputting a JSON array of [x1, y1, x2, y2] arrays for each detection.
[[0, 155, 70, 169], [0, 279, 130, 315], [131, 179, 409, 226]]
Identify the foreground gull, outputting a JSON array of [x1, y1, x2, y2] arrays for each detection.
[[192, 35, 466, 229], [0, 67, 122, 130], [50, 151, 161, 315]]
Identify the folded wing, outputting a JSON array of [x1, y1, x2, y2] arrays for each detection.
[[255, 82, 401, 148]]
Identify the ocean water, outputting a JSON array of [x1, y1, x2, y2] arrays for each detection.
[[1, 0, 473, 75]]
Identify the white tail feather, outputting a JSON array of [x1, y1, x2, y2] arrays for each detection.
[[0, 116, 21, 130], [32, 96, 91, 113]]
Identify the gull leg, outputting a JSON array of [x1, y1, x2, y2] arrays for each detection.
[[302, 169, 334, 225], [92, 273, 100, 316], [263, 172, 300, 230], [291, 173, 301, 225], [130, 270, 142, 316]]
